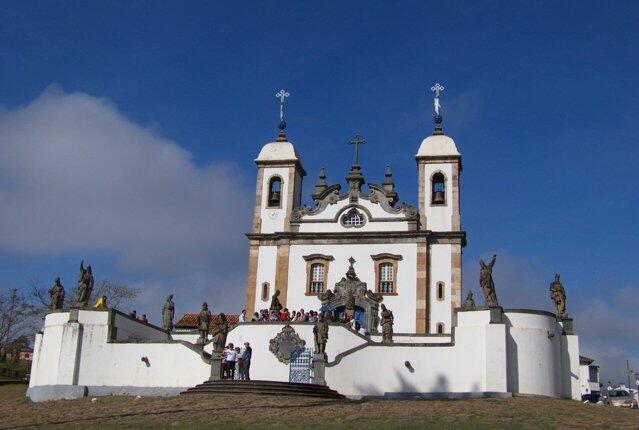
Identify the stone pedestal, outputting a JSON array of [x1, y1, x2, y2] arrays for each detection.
[[489, 306, 504, 324], [209, 351, 222, 381], [558, 317, 574, 335], [312, 353, 327, 386], [67, 308, 80, 323]]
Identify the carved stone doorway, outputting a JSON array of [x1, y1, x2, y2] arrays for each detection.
[[318, 257, 383, 334]]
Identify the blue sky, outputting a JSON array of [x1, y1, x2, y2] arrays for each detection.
[[1, 2, 637, 382]]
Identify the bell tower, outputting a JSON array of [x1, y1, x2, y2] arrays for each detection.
[[245, 90, 305, 316], [250, 90, 305, 234], [415, 83, 464, 334]]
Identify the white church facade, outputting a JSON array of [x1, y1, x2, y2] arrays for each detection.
[[26, 89, 583, 402], [245, 121, 463, 335]]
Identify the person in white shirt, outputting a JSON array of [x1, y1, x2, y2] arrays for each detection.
[[224, 343, 237, 379], [238, 309, 246, 323]]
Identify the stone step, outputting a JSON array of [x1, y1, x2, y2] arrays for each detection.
[[187, 381, 340, 393], [180, 380, 346, 399], [196, 380, 337, 389], [194, 380, 339, 391], [183, 388, 344, 399], [188, 385, 342, 397]]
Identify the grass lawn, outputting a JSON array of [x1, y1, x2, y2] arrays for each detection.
[[1, 384, 636, 429]]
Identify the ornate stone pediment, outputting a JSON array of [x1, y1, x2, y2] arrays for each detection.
[[319, 257, 383, 334], [291, 175, 418, 222], [269, 325, 305, 364], [368, 184, 418, 220], [291, 185, 341, 221]]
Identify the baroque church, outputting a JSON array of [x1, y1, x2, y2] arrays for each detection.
[[245, 94, 463, 334], [27, 87, 583, 402]]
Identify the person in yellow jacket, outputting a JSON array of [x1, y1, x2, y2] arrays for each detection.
[[93, 295, 108, 309]]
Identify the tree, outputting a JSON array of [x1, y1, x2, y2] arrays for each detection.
[[0, 289, 37, 354], [92, 280, 140, 310]]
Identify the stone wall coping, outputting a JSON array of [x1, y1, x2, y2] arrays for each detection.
[[454, 307, 558, 319], [503, 308, 557, 319]]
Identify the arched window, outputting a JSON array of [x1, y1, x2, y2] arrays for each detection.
[[340, 208, 365, 228], [436, 282, 445, 301], [309, 263, 325, 293], [436, 323, 445, 334], [431, 172, 446, 205], [379, 263, 394, 293], [261, 282, 270, 301], [267, 176, 282, 207]]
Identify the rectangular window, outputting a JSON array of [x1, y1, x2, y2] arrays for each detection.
[[379, 263, 393, 293], [310, 263, 325, 293]]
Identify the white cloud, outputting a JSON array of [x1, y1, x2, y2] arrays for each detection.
[[0, 85, 252, 313]]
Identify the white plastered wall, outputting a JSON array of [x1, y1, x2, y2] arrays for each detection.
[[429, 244, 453, 333], [29, 312, 68, 386], [579, 364, 591, 395], [253, 245, 278, 311], [504, 312, 563, 397], [285, 243, 417, 333], [29, 309, 582, 401], [423, 163, 454, 232], [29, 311, 209, 397], [260, 166, 291, 234]]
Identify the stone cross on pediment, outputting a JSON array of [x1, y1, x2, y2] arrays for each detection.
[[348, 135, 366, 166]]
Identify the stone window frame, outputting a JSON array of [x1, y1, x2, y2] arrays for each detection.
[[436, 281, 445, 301], [340, 207, 367, 228], [436, 322, 445, 334], [261, 282, 270, 302], [371, 253, 403, 295], [303, 254, 334, 296], [430, 170, 447, 206], [266, 175, 284, 208]]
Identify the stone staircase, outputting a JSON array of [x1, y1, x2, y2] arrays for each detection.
[[180, 380, 346, 399]]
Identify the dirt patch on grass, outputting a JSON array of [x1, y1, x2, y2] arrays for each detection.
[[3, 385, 637, 429]]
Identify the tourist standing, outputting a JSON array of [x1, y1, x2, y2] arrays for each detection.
[[225, 343, 237, 379], [220, 346, 228, 379], [234, 346, 241, 378], [241, 342, 252, 381], [239, 309, 246, 323]]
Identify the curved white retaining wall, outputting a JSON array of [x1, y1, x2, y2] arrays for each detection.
[[27, 308, 581, 401], [504, 311, 563, 397]]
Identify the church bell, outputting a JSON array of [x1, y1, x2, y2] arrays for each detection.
[[432, 191, 445, 204], [269, 191, 281, 206]]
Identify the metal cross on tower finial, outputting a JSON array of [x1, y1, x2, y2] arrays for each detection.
[[348, 134, 366, 166], [275, 89, 290, 134], [430, 83, 444, 116]]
